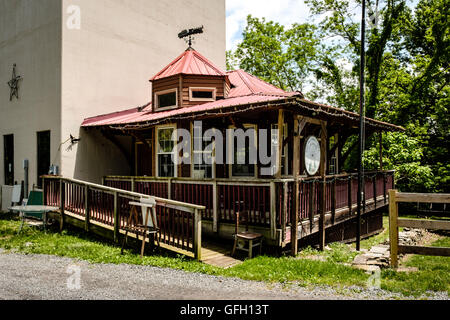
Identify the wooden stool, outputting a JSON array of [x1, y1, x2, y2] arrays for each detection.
[[231, 210, 263, 258]]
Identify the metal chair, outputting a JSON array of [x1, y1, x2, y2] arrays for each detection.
[[231, 202, 263, 258]]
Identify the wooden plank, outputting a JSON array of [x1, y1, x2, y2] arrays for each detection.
[[276, 109, 284, 178], [389, 189, 399, 268], [291, 116, 301, 256], [348, 177, 352, 213], [398, 245, 450, 257], [319, 121, 327, 251], [270, 182, 277, 240], [395, 193, 450, 204], [213, 181, 218, 233], [194, 209, 202, 261], [85, 186, 90, 232], [113, 191, 119, 243], [397, 218, 450, 231], [59, 181, 65, 232], [42, 177, 47, 205], [157, 202, 195, 214], [282, 182, 288, 242], [331, 179, 336, 223]]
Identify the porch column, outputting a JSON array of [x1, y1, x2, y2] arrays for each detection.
[[291, 116, 302, 256], [276, 109, 284, 178], [319, 121, 328, 251]]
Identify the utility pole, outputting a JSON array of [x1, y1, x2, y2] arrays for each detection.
[[357, 0, 367, 251]]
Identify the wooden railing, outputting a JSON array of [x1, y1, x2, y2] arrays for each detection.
[[104, 176, 273, 234], [104, 171, 394, 242], [389, 190, 450, 268], [42, 176, 205, 260], [278, 171, 394, 242]]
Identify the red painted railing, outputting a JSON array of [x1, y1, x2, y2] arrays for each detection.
[[42, 176, 204, 259], [103, 171, 394, 243], [104, 177, 273, 227], [279, 171, 395, 232]]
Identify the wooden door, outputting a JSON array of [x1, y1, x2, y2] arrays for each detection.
[[3, 134, 14, 185]]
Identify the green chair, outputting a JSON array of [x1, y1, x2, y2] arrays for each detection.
[[23, 191, 44, 219], [18, 191, 45, 234]]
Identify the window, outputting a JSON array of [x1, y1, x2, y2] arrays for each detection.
[[271, 123, 289, 176], [155, 89, 177, 110], [156, 126, 176, 177], [189, 87, 216, 102], [229, 124, 257, 178], [192, 123, 214, 179], [328, 134, 338, 175]]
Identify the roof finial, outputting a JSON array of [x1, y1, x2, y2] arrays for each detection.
[[178, 26, 204, 50]]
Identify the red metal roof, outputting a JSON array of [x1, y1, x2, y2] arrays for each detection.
[[81, 59, 403, 132], [227, 69, 288, 97], [83, 68, 297, 127], [150, 48, 227, 81], [82, 92, 297, 127]]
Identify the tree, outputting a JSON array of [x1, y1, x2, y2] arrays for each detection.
[[229, 15, 320, 92], [227, 0, 449, 192], [305, 0, 409, 118]]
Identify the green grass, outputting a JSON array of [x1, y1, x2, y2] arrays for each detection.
[[225, 255, 369, 287], [1, 212, 449, 298], [381, 236, 450, 296], [0, 214, 220, 275]]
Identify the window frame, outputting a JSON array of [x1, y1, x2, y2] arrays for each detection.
[[271, 123, 289, 176], [190, 123, 216, 179], [155, 124, 178, 178], [154, 88, 178, 111], [189, 87, 217, 102], [228, 124, 258, 179]]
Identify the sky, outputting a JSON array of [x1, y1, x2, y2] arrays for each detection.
[[226, 0, 312, 51], [226, 0, 420, 51]]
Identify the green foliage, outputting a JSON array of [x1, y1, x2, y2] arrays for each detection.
[[363, 132, 435, 192], [230, 15, 319, 92], [227, 0, 449, 193]]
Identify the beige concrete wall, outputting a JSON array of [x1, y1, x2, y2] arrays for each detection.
[[61, 0, 226, 183], [0, 0, 62, 188]]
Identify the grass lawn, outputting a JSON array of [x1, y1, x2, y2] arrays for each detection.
[[1, 212, 448, 298]]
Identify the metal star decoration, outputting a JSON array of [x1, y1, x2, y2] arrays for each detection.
[[7, 64, 22, 101]]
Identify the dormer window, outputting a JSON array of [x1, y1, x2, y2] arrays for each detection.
[[189, 87, 216, 102], [155, 88, 178, 111]]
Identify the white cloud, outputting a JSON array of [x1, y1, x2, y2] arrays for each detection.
[[226, 0, 311, 51]]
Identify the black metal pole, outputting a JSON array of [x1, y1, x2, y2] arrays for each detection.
[[357, 0, 366, 251]]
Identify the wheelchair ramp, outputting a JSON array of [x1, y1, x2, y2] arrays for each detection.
[[201, 240, 243, 268]]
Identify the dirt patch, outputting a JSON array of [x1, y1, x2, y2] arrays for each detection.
[[399, 230, 444, 265]]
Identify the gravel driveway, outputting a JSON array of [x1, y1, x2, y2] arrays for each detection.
[[0, 250, 446, 300]]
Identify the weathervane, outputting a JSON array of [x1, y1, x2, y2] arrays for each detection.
[[178, 26, 204, 48], [7, 64, 22, 101]]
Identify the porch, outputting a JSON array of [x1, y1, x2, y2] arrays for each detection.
[[103, 170, 394, 247]]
